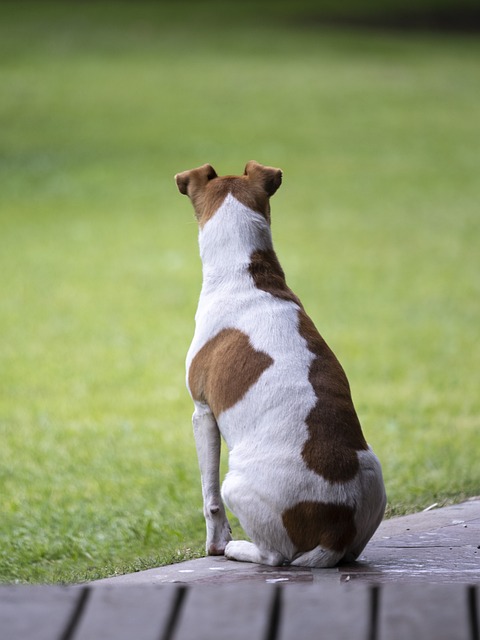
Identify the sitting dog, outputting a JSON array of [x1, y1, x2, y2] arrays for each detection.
[[175, 161, 386, 567]]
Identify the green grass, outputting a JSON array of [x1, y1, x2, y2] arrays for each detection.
[[1, 2, 479, 583]]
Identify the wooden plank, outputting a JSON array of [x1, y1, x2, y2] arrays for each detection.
[[173, 585, 276, 640], [0, 586, 81, 640], [73, 585, 179, 640], [278, 584, 371, 640], [473, 586, 480, 640], [378, 584, 471, 640]]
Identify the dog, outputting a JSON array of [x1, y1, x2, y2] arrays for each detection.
[[175, 161, 386, 567]]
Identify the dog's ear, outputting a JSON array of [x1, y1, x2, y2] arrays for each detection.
[[175, 164, 217, 197], [244, 160, 282, 197]]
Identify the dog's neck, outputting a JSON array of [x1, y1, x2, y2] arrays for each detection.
[[198, 193, 273, 286]]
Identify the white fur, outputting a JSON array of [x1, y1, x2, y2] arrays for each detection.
[[187, 193, 386, 566]]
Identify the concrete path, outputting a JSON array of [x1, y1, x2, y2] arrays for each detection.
[[95, 498, 480, 586]]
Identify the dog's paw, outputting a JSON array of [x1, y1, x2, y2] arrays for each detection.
[[224, 540, 255, 562], [207, 542, 228, 556], [206, 531, 232, 556], [206, 522, 232, 556], [224, 541, 240, 560], [225, 541, 285, 566]]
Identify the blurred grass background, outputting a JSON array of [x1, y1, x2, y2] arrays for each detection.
[[0, 1, 479, 583]]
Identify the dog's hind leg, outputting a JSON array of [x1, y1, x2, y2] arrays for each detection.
[[225, 540, 285, 566], [221, 472, 290, 565], [193, 405, 232, 555]]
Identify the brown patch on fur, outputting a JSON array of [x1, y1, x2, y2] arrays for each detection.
[[188, 328, 274, 417], [248, 248, 302, 306], [175, 161, 282, 227], [298, 311, 368, 483], [282, 501, 357, 553]]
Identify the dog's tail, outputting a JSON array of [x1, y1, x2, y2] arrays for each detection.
[[289, 546, 345, 568]]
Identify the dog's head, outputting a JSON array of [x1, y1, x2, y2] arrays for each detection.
[[175, 161, 282, 226]]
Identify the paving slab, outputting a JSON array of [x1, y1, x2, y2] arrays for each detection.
[[94, 498, 480, 586]]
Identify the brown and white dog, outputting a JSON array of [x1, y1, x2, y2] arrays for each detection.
[[175, 161, 386, 567]]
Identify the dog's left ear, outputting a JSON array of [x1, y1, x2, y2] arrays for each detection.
[[244, 160, 282, 197], [175, 164, 218, 198]]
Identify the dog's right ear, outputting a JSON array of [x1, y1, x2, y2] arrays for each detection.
[[175, 164, 217, 198]]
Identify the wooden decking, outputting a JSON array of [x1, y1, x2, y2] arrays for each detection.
[[1, 582, 478, 640]]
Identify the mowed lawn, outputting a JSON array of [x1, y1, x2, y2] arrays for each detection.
[[0, 2, 479, 583]]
